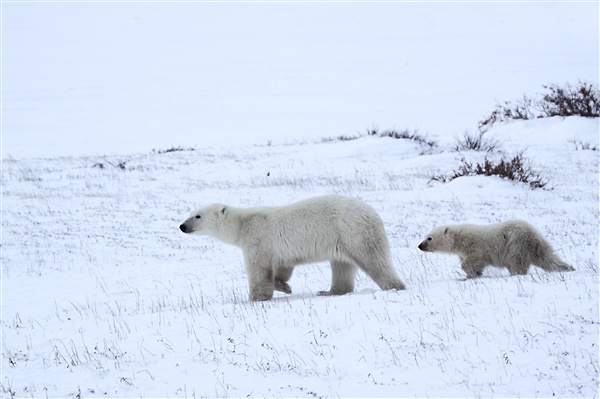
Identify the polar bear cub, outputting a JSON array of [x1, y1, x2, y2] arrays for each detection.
[[418, 220, 574, 279], [180, 195, 406, 301]]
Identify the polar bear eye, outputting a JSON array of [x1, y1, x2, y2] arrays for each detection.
[[195, 215, 201, 219], [427, 237, 432, 241]]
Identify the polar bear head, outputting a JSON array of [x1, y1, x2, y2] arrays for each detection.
[[418, 225, 455, 253], [179, 203, 228, 236]]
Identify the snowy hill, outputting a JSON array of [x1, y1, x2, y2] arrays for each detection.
[[2, 116, 598, 398], [3, 2, 598, 158]]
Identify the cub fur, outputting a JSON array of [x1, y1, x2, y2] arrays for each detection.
[[418, 220, 574, 279]]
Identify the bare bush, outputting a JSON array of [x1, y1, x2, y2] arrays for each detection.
[[453, 131, 500, 152], [539, 82, 599, 118], [479, 81, 599, 132], [430, 151, 548, 189], [321, 128, 438, 155], [321, 134, 363, 143], [153, 146, 196, 154], [368, 128, 438, 149], [568, 138, 599, 151]]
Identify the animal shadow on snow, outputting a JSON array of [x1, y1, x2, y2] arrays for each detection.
[[269, 287, 380, 304]]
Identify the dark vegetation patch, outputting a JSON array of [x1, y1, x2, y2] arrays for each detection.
[[479, 81, 599, 132], [321, 128, 438, 155], [92, 161, 127, 170], [367, 128, 438, 150], [430, 151, 548, 190], [153, 146, 196, 154], [452, 130, 500, 153]]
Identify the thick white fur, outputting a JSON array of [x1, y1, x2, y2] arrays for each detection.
[[418, 220, 575, 279], [180, 195, 406, 301]]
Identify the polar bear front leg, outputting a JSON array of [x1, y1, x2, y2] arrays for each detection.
[[461, 258, 484, 279], [243, 252, 275, 301]]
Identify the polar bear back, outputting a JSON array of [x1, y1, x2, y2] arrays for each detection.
[[232, 195, 388, 264]]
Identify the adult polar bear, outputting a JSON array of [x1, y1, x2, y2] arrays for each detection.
[[180, 195, 406, 301], [418, 220, 574, 279]]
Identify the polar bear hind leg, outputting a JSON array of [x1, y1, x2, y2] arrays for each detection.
[[318, 260, 358, 296], [274, 264, 294, 294], [350, 251, 405, 291]]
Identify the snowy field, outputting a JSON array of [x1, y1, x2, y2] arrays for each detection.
[[2, 2, 599, 399], [2, 116, 599, 398]]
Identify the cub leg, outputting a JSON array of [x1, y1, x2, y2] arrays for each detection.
[[507, 261, 530, 276], [461, 259, 485, 279]]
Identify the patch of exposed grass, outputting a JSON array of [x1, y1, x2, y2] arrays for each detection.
[[452, 131, 500, 153]]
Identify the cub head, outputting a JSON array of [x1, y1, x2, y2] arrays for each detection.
[[418, 225, 454, 253], [179, 203, 227, 236]]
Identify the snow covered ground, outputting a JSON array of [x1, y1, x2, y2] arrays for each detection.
[[2, 2, 599, 398], [2, 115, 599, 398]]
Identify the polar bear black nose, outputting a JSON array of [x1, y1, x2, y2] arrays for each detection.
[[179, 224, 188, 233]]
